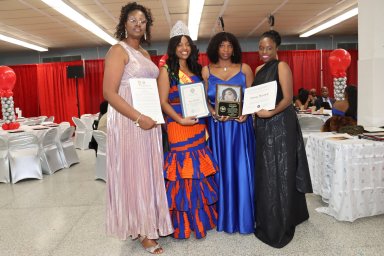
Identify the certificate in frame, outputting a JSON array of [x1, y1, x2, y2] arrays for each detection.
[[215, 84, 242, 119], [242, 80, 277, 115], [178, 82, 210, 118], [130, 78, 165, 124]]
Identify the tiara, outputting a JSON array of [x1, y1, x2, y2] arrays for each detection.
[[169, 20, 190, 38]]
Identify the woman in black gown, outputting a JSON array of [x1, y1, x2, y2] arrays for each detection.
[[252, 30, 313, 248]]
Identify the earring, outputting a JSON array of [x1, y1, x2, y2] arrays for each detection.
[[144, 32, 147, 41], [125, 29, 128, 38]]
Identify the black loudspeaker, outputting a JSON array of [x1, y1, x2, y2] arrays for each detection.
[[67, 65, 84, 78]]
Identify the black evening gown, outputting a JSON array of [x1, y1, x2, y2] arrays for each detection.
[[252, 59, 313, 248]]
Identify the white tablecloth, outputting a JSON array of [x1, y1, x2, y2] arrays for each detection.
[[306, 132, 384, 221]]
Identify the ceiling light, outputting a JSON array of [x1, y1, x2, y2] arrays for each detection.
[[300, 7, 358, 37], [41, 0, 117, 45], [188, 0, 205, 41], [0, 34, 48, 51]]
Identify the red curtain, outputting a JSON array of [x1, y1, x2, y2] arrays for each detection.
[[10, 64, 39, 118], [36, 61, 83, 124], [82, 59, 105, 115], [6, 49, 358, 123]]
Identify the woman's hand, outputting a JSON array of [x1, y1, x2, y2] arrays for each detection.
[[179, 116, 199, 126], [211, 111, 228, 122], [138, 115, 157, 130], [255, 109, 273, 118], [235, 115, 248, 123], [215, 115, 230, 122]]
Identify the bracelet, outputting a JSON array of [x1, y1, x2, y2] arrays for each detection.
[[133, 113, 142, 127]]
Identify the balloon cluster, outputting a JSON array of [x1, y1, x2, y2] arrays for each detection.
[[0, 66, 20, 130], [333, 77, 347, 100], [328, 49, 351, 101]]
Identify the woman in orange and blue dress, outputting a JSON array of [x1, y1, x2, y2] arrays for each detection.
[[157, 21, 219, 239]]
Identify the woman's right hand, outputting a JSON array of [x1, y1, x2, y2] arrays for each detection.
[[138, 115, 157, 130], [179, 116, 199, 126]]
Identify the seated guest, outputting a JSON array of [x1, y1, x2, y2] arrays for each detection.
[[315, 86, 335, 110], [97, 101, 108, 133], [89, 100, 108, 154], [332, 85, 357, 120], [322, 116, 357, 132], [309, 88, 318, 102], [294, 88, 315, 110]]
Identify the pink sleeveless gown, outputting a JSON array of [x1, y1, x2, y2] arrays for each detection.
[[106, 41, 174, 240]]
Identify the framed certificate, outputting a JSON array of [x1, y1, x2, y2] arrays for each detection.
[[215, 84, 242, 119], [130, 78, 165, 124], [242, 80, 277, 115], [178, 82, 210, 118]]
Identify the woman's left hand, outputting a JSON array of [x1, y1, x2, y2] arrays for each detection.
[[235, 115, 248, 123], [255, 109, 273, 118]]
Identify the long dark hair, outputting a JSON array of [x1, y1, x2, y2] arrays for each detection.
[[114, 2, 153, 44], [345, 85, 357, 119], [298, 89, 310, 104], [206, 32, 242, 63], [165, 35, 202, 84]]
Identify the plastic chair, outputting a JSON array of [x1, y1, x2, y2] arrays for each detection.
[[40, 128, 65, 174], [8, 134, 43, 184], [57, 126, 80, 168], [72, 117, 93, 150], [44, 116, 55, 123], [299, 116, 325, 132], [92, 130, 107, 182], [299, 116, 325, 146], [0, 137, 10, 183]]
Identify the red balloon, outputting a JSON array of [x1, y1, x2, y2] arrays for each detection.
[[0, 66, 17, 91], [9, 122, 20, 130], [328, 49, 351, 77], [2, 123, 9, 130]]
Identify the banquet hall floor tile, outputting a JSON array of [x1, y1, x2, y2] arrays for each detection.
[[0, 149, 383, 256]]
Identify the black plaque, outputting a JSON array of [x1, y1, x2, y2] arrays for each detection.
[[215, 84, 242, 119]]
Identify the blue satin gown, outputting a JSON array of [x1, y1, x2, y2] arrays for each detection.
[[206, 67, 256, 234]]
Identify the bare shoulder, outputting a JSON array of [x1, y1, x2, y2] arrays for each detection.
[[241, 63, 252, 72], [201, 66, 209, 79], [278, 61, 291, 70], [105, 44, 128, 63]]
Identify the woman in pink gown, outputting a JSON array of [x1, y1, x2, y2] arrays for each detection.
[[103, 2, 173, 254]]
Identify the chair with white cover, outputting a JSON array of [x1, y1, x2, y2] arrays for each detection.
[[40, 128, 65, 174], [92, 130, 107, 182], [298, 116, 325, 146], [0, 137, 10, 183], [57, 126, 80, 168], [8, 133, 42, 184], [72, 117, 93, 150], [44, 116, 55, 123]]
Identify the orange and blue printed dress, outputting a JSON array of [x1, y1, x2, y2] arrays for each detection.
[[163, 68, 219, 239]]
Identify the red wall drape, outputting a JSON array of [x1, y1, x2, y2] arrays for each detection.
[[8, 49, 357, 123], [11, 64, 39, 118]]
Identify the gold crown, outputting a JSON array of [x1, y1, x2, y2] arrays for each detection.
[[170, 20, 190, 38]]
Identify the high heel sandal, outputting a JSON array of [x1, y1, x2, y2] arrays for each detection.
[[138, 236, 163, 254]]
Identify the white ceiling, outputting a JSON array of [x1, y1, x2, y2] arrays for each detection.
[[0, 0, 358, 53]]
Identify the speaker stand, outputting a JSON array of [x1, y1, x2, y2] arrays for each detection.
[[75, 76, 80, 117]]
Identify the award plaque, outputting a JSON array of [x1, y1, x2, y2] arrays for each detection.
[[215, 84, 242, 118]]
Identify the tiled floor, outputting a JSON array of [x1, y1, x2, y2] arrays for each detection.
[[0, 149, 383, 256]]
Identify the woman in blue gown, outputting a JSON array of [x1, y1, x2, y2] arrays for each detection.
[[202, 32, 256, 234]]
